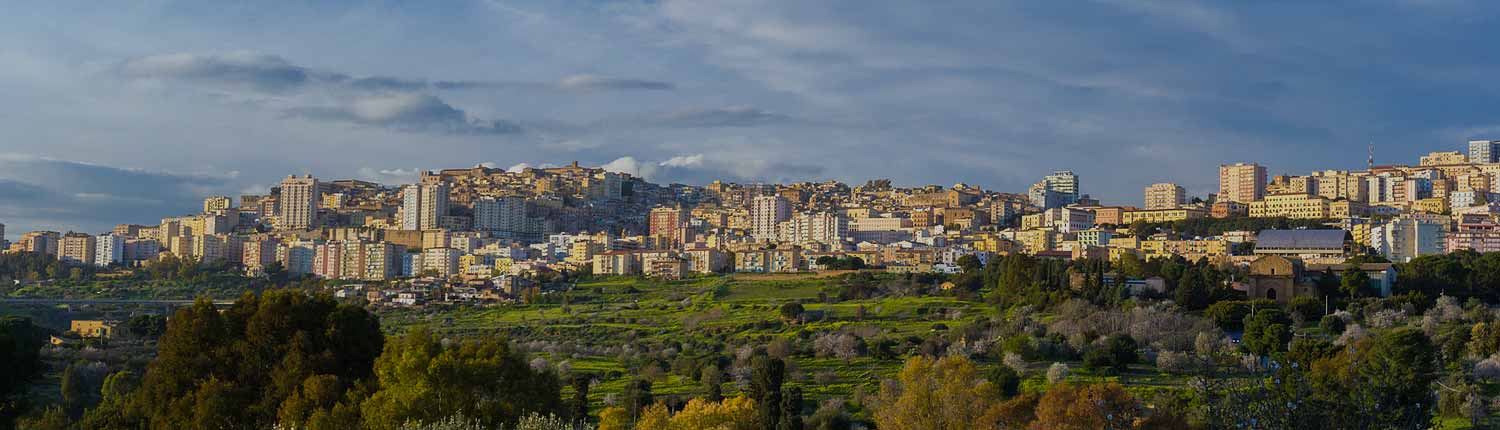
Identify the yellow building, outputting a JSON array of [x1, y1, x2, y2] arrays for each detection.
[[1021, 213, 1044, 230], [1249, 194, 1331, 219], [1420, 151, 1468, 166], [1139, 239, 1228, 260], [1414, 197, 1448, 214], [1015, 229, 1058, 253], [1328, 200, 1370, 218], [1120, 208, 1208, 224], [71, 320, 116, 338]]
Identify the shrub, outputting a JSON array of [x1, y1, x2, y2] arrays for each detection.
[[1476, 354, 1500, 381], [1046, 362, 1070, 384], [1319, 314, 1345, 335], [1155, 351, 1197, 374]]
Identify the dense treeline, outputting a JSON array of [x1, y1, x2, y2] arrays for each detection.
[[1, 316, 49, 430], [58, 290, 565, 430], [0, 252, 92, 284]]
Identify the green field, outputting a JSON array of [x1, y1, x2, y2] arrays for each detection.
[[376, 273, 1197, 409]]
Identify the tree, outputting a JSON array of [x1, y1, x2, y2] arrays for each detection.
[[956, 255, 983, 274], [779, 303, 805, 323], [1083, 335, 1138, 374], [360, 329, 563, 430], [125, 314, 168, 339], [0, 316, 48, 430], [1354, 328, 1438, 426], [570, 374, 592, 424], [1203, 301, 1251, 331], [632, 397, 757, 430], [15, 406, 70, 430], [1173, 268, 1214, 310], [872, 355, 1007, 430], [701, 365, 724, 402], [105, 290, 387, 430], [60, 362, 98, 418], [620, 378, 653, 424], [750, 356, 786, 430], [1340, 267, 1372, 298], [1243, 307, 1293, 356], [779, 386, 803, 430], [1030, 383, 1142, 430]]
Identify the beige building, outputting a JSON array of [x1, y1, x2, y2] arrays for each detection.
[[1249, 194, 1332, 219], [59, 234, 97, 266], [1121, 208, 1208, 224], [203, 196, 232, 213], [277, 175, 320, 230], [1144, 183, 1186, 210], [1219, 163, 1267, 204], [1420, 151, 1468, 166]]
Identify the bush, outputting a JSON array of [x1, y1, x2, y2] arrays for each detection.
[[1319, 314, 1345, 335], [1477, 355, 1500, 382], [1046, 362, 1070, 384], [1155, 351, 1197, 374], [1288, 296, 1322, 324], [987, 365, 1022, 397], [1082, 335, 1137, 374], [1204, 301, 1251, 331]]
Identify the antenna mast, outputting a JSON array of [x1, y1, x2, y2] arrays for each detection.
[[1367, 142, 1374, 171]]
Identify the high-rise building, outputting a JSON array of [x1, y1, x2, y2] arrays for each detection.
[[751, 195, 791, 241], [59, 234, 97, 266], [1043, 170, 1080, 204], [203, 196, 232, 213], [400, 182, 450, 230], [276, 175, 319, 230], [0, 221, 6, 249], [1371, 216, 1446, 263], [777, 212, 848, 245], [20, 231, 60, 256], [95, 234, 124, 267], [474, 196, 526, 233], [1143, 183, 1187, 210], [1218, 163, 1267, 204], [648, 207, 688, 246], [1469, 140, 1500, 164]]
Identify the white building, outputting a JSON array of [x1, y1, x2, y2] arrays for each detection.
[[474, 196, 527, 233], [1371, 216, 1446, 263], [401, 182, 450, 230], [777, 212, 848, 246], [751, 195, 791, 241], [94, 234, 124, 267]]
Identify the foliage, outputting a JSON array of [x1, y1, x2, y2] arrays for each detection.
[[872, 355, 1007, 430], [1242, 308, 1293, 356], [0, 316, 48, 430], [80, 290, 383, 429], [1029, 383, 1145, 430], [634, 397, 757, 430], [1082, 335, 1138, 374], [361, 329, 563, 430]]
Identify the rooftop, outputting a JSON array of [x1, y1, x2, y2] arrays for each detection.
[[1255, 229, 1347, 250]]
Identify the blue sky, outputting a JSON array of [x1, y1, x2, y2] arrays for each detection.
[[3, 0, 1500, 238]]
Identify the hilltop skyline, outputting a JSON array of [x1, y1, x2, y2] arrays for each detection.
[[6, 1, 1500, 237]]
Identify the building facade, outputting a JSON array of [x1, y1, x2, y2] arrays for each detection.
[[1219, 163, 1267, 204]]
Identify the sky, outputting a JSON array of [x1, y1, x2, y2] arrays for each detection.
[[3, 1, 1500, 239]]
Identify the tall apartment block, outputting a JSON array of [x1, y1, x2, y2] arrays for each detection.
[[1144, 182, 1187, 210], [276, 175, 320, 230], [1219, 163, 1267, 204]]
